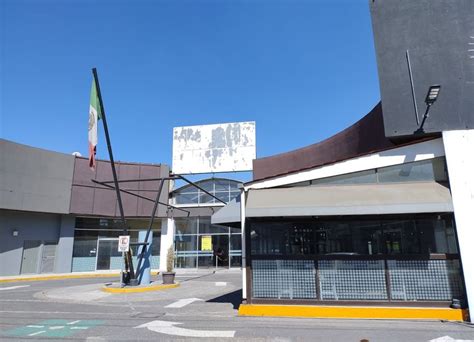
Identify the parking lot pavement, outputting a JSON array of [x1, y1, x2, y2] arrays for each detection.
[[1, 270, 474, 341]]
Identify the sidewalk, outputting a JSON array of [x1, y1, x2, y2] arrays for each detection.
[[0, 267, 240, 283]]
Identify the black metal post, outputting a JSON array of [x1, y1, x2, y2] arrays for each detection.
[[136, 179, 166, 282], [92, 68, 135, 281], [100, 176, 179, 184], [414, 104, 432, 134], [174, 174, 227, 205], [91, 179, 190, 215]]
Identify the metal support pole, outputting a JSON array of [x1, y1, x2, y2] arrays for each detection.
[[91, 179, 190, 215], [174, 174, 227, 205], [92, 68, 135, 281], [136, 179, 165, 278], [414, 104, 432, 134]]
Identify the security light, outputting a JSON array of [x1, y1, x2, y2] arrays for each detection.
[[415, 84, 442, 134], [425, 85, 441, 105]]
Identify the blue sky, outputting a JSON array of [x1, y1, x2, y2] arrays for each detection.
[[1, 0, 380, 182]]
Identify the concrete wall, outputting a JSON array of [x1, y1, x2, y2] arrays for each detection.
[[159, 218, 174, 271], [370, 0, 474, 137], [56, 215, 75, 273], [0, 139, 75, 214], [443, 129, 474, 322], [0, 210, 65, 276]]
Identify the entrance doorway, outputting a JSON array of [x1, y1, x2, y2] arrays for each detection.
[[40, 241, 57, 273], [198, 235, 229, 268], [96, 238, 120, 270], [20, 240, 58, 274], [20, 240, 41, 274]]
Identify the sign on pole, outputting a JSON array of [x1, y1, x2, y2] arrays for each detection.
[[118, 235, 130, 253]]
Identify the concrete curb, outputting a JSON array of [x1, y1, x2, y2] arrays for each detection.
[[0, 273, 120, 284], [238, 304, 469, 321], [102, 282, 180, 293]]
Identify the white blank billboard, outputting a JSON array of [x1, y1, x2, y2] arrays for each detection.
[[172, 121, 256, 174]]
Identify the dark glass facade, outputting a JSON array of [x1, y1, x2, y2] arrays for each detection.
[[250, 214, 458, 256], [248, 214, 464, 303]]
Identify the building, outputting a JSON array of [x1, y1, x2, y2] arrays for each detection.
[[212, 0, 474, 321], [0, 139, 242, 276]]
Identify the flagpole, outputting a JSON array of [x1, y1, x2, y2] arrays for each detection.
[[92, 68, 136, 282]]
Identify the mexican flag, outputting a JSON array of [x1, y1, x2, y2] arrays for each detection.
[[88, 78, 102, 170]]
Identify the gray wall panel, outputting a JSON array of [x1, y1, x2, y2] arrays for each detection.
[[0, 140, 75, 214], [0, 210, 61, 276], [55, 215, 75, 273], [370, 0, 474, 137]]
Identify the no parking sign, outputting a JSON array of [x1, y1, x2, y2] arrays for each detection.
[[118, 235, 130, 252]]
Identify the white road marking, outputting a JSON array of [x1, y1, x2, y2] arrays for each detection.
[[215, 282, 227, 286], [430, 336, 474, 342], [0, 285, 30, 291], [67, 320, 81, 325], [165, 298, 203, 308], [49, 326, 64, 330], [135, 320, 235, 338], [27, 325, 45, 328], [29, 330, 46, 336], [0, 310, 129, 315], [71, 327, 89, 330]]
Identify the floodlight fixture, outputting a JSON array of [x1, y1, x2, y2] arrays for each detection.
[[425, 84, 441, 105], [415, 84, 441, 134]]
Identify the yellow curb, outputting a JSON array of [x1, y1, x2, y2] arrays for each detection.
[[102, 282, 180, 293], [238, 304, 469, 321], [0, 273, 120, 283]]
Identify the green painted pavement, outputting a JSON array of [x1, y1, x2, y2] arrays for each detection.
[[3, 319, 104, 338]]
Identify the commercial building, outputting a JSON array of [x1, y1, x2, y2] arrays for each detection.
[[0, 139, 242, 276], [214, 105, 472, 317], [216, 0, 474, 320]]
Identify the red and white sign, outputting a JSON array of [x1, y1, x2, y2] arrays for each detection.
[[118, 235, 130, 253]]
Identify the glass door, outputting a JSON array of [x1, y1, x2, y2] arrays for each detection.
[[198, 235, 229, 268], [96, 238, 120, 270]]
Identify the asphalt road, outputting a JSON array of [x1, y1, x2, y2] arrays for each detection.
[[1, 270, 474, 341]]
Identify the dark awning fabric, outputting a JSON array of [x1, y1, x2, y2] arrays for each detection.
[[246, 182, 453, 217], [211, 195, 241, 228]]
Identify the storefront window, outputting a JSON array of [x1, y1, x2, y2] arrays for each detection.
[[72, 218, 161, 272], [175, 218, 198, 234], [249, 214, 463, 303], [173, 216, 241, 268], [171, 179, 242, 205], [288, 157, 448, 187], [250, 214, 457, 256]]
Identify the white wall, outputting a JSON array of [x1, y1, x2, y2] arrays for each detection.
[[159, 218, 175, 271], [443, 130, 474, 321]]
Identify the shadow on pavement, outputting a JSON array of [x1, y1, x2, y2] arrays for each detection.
[[207, 289, 242, 310]]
